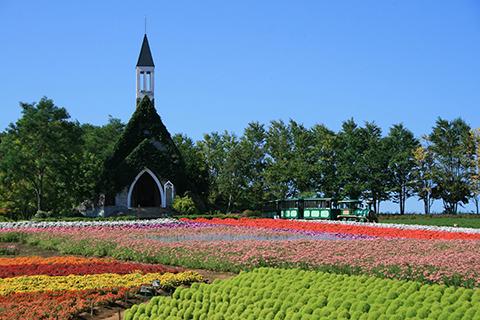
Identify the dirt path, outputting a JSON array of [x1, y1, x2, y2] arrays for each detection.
[[81, 269, 236, 320]]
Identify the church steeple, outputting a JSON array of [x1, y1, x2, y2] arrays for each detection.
[[136, 34, 155, 103]]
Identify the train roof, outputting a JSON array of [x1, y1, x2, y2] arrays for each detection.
[[337, 199, 362, 203]]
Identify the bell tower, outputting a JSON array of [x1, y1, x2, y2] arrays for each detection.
[[136, 34, 155, 104]]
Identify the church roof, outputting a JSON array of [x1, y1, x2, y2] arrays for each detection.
[[136, 34, 155, 67]]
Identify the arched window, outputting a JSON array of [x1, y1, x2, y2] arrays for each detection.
[[164, 181, 175, 207]]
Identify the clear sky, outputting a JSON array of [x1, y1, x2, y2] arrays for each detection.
[[1, 1, 479, 212]]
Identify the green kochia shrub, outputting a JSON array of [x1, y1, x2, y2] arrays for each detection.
[[124, 268, 480, 320]]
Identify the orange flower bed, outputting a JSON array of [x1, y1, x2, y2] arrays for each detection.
[[0, 256, 110, 266], [0, 287, 134, 319]]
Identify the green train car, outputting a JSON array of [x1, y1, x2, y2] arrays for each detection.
[[336, 199, 378, 223], [302, 198, 338, 220], [267, 198, 377, 223]]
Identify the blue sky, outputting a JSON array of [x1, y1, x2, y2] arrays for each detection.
[[1, 1, 479, 212]]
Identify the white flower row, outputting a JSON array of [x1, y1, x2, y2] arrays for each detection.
[[301, 219, 480, 234], [0, 218, 181, 230]]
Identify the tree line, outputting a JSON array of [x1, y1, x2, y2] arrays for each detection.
[[0, 97, 479, 219]]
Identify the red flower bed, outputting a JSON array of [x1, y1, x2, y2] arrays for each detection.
[[0, 261, 181, 278], [188, 218, 480, 240], [0, 287, 134, 320]]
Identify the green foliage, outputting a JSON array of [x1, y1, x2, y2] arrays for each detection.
[[125, 268, 480, 320], [336, 120, 391, 213], [0, 98, 83, 218], [172, 195, 198, 215], [412, 145, 436, 214], [384, 124, 419, 214], [172, 134, 210, 204], [428, 118, 476, 213], [100, 96, 203, 209], [198, 130, 249, 212], [2, 96, 480, 216], [78, 117, 125, 202], [0, 98, 124, 219]]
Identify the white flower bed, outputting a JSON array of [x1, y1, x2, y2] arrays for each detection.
[[301, 219, 480, 234], [0, 218, 180, 230]]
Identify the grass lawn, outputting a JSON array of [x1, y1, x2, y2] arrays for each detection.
[[379, 214, 480, 229]]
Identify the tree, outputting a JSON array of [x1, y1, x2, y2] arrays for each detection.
[[384, 124, 419, 214], [470, 128, 480, 214], [173, 133, 210, 204], [289, 120, 318, 196], [78, 117, 125, 205], [428, 118, 475, 213], [358, 122, 391, 213], [264, 120, 296, 199], [198, 131, 248, 212], [335, 120, 390, 213], [310, 124, 337, 198], [0, 98, 83, 217], [238, 122, 268, 209], [412, 144, 436, 214], [336, 119, 365, 200]]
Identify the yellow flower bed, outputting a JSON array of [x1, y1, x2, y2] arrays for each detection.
[[0, 271, 202, 295]]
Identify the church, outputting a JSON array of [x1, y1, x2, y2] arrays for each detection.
[[95, 34, 200, 217]]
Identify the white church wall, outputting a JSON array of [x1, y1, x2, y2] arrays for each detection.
[[115, 187, 129, 207]]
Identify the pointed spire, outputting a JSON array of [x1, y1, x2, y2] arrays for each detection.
[[136, 34, 155, 67]]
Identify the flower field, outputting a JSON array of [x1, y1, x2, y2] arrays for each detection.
[[0, 217, 479, 318], [125, 268, 480, 320], [0, 255, 202, 319], [1, 218, 479, 287]]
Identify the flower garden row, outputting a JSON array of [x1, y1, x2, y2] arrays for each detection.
[[0, 218, 178, 230], [189, 218, 480, 240], [0, 256, 179, 278], [0, 255, 202, 319], [2, 217, 480, 237], [125, 268, 480, 320], [1, 218, 479, 287]]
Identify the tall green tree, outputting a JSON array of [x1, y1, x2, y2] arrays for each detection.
[[310, 124, 337, 198], [384, 124, 419, 214], [197, 132, 223, 209], [359, 122, 391, 213], [0, 98, 83, 217], [412, 144, 436, 214], [336, 119, 365, 200], [470, 128, 480, 214], [238, 122, 268, 209], [79, 117, 125, 204], [290, 120, 318, 196], [173, 133, 210, 203], [198, 131, 249, 212], [264, 120, 296, 199], [429, 118, 475, 213]]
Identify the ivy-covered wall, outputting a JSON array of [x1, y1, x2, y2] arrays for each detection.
[[99, 97, 204, 210]]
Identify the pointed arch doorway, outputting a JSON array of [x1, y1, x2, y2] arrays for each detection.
[[127, 168, 165, 208]]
